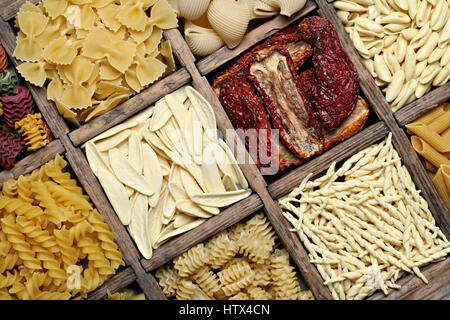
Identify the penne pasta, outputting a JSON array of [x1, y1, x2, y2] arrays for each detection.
[[442, 165, 450, 195], [410, 136, 450, 168], [413, 103, 448, 124], [407, 123, 450, 152], [424, 159, 438, 173], [428, 110, 450, 134], [432, 167, 450, 208]]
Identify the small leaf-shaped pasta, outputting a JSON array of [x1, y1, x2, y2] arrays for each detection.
[[374, 54, 392, 82], [261, 0, 307, 17], [386, 69, 405, 102], [416, 32, 439, 61]]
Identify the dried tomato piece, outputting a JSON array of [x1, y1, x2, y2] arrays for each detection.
[[219, 73, 278, 169], [300, 16, 360, 131]]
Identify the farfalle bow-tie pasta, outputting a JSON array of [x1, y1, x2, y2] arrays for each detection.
[[13, 0, 178, 124]]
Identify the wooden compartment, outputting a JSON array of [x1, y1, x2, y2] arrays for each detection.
[[0, 0, 448, 300]]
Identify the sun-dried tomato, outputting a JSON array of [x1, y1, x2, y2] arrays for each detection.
[[300, 16, 360, 131]]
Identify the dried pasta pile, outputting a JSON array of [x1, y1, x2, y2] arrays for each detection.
[[0, 155, 124, 300], [170, 0, 307, 56], [156, 213, 315, 300], [105, 288, 145, 300], [13, 0, 178, 125], [85, 86, 251, 259], [406, 103, 450, 209], [279, 133, 450, 300], [335, 0, 449, 112]]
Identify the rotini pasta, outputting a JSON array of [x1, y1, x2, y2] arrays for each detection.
[[15, 113, 50, 152], [0, 155, 124, 299], [156, 212, 314, 300]]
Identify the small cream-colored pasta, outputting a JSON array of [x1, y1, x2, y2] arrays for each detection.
[[404, 46, 416, 81], [419, 62, 441, 84], [351, 29, 371, 59], [415, 82, 432, 98], [384, 52, 401, 74], [178, 0, 210, 20], [407, 0, 418, 19], [207, 0, 251, 49], [184, 20, 224, 57], [428, 46, 446, 64], [410, 22, 431, 49], [384, 34, 398, 47], [441, 45, 450, 66], [355, 23, 385, 38], [337, 10, 351, 24], [394, 35, 407, 63], [416, 0, 432, 28], [438, 15, 450, 48], [416, 32, 440, 61], [333, 1, 367, 12], [414, 59, 429, 79], [377, 12, 411, 24], [410, 136, 450, 168], [374, 53, 392, 82], [430, 0, 448, 31], [432, 63, 450, 86], [374, 0, 391, 14], [394, 0, 409, 10], [392, 79, 418, 111], [401, 28, 419, 41], [261, 0, 307, 17], [362, 58, 377, 77], [386, 69, 405, 102]]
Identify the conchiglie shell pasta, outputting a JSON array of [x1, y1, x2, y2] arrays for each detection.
[[184, 20, 225, 57], [207, 0, 251, 48], [252, 0, 279, 18], [178, 0, 210, 20], [261, 0, 307, 17]]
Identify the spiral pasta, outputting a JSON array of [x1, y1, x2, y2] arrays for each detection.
[[0, 155, 124, 299], [15, 113, 50, 152], [156, 212, 314, 300]]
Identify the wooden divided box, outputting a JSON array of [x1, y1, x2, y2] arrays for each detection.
[[0, 0, 448, 300]]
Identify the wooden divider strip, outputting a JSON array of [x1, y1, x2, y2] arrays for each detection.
[[395, 82, 450, 126], [316, 0, 450, 240], [72, 267, 137, 301], [196, 0, 317, 76]]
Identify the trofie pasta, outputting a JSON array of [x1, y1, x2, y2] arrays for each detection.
[[336, 0, 450, 111], [0, 155, 125, 299], [12, 0, 178, 124], [156, 213, 315, 300], [279, 133, 450, 299], [407, 103, 450, 209]]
